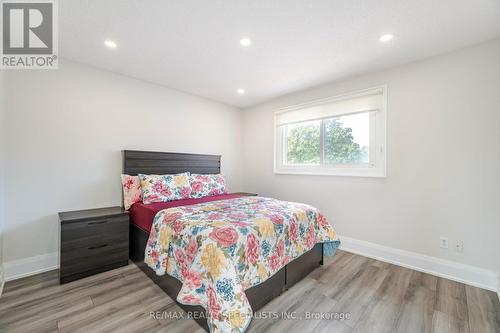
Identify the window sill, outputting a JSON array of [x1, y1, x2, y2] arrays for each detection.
[[274, 167, 386, 178]]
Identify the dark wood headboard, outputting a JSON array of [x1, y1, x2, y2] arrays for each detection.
[[122, 150, 221, 176]]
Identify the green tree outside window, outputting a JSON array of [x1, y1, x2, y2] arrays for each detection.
[[286, 118, 368, 165]]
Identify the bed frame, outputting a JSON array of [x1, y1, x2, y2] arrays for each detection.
[[123, 150, 323, 331]]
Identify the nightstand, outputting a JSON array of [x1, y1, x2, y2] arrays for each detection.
[[59, 206, 129, 284], [233, 192, 258, 196]]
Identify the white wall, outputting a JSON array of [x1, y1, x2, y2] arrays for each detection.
[[3, 60, 243, 267], [242, 40, 500, 275]]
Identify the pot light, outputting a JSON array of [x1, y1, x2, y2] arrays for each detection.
[[237, 89, 245, 95], [104, 40, 117, 49], [240, 38, 252, 47], [379, 34, 394, 43]]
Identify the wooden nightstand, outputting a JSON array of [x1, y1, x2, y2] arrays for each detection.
[[59, 206, 129, 284], [233, 192, 258, 196]]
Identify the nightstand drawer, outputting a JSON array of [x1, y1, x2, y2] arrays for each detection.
[[61, 215, 128, 242], [61, 231, 128, 252], [60, 239, 128, 276]]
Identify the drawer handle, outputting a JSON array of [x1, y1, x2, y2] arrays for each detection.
[[88, 220, 108, 225], [88, 244, 108, 250]]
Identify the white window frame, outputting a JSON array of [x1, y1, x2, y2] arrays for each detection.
[[274, 85, 387, 178]]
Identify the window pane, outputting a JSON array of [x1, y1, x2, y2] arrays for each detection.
[[286, 120, 320, 165], [324, 112, 370, 165]]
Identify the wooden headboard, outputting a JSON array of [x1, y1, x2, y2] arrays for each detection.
[[122, 150, 221, 176]]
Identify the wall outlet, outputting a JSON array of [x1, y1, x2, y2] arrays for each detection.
[[455, 240, 464, 253], [439, 237, 449, 249]]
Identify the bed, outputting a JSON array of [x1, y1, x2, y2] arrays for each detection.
[[124, 150, 340, 332]]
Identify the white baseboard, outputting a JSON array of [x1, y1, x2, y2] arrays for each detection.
[[0, 265, 5, 296], [339, 235, 498, 292], [3, 252, 58, 282], [497, 275, 500, 302]]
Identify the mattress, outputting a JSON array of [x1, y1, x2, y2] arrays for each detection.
[[129, 193, 244, 232]]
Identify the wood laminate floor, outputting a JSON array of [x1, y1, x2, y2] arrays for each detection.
[[1, 251, 499, 333]]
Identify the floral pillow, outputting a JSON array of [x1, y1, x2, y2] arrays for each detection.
[[121, 175, 142, 210], [139, 173, 191, 204], [189, 174, 227, 198]]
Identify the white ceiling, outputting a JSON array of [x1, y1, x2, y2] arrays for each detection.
[[60, 0, 500, 108]]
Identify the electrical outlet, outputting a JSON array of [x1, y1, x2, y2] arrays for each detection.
[[440, 237, 449, 249], [455, 240, 464, 253]]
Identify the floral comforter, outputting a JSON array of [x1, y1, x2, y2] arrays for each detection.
[[144, 196, 340, 332]]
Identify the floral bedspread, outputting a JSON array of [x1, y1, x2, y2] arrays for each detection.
[[144, 196, 340, 332]]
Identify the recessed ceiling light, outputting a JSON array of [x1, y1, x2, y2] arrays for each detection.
[[239, 38, 252, 47], [237, 89, 245, 95], [104, 40, 117, 49], [379, 34, 394, 43]]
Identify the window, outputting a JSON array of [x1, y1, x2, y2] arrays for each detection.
[[275, 86, 386, 177]]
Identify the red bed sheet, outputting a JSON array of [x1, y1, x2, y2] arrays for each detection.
[[129, 193, 244, 232]]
